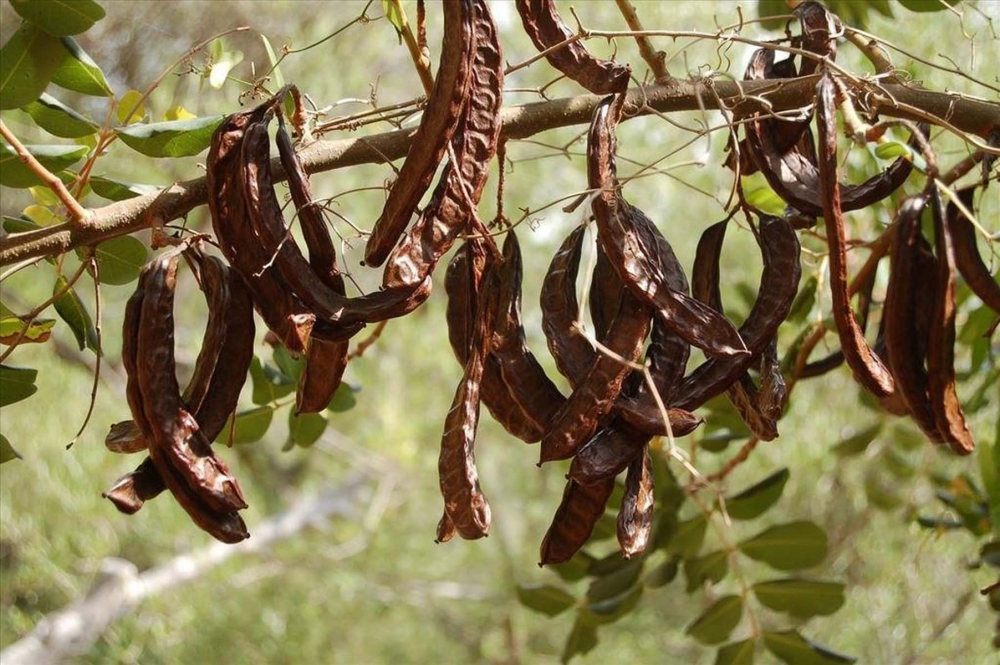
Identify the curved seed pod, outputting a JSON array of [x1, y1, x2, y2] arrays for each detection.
[[948, 188, 1000, 313], [136, 250, 247, 514], [365, 0, 476, 266], [540, 226, 594, 382], [744, 50, 925, 218], [515, 0, 630, 95], [884, 195, 942, 440], [103, 457, 166, 515], [439, 245, 497, 539], [435, 511, 456, 544], [105, 420, 145, 454], [816, 73, 896, 400], [794, 1, 839, 77], [181, 255, 230, 416], [207, 109, 316, 353], [927, 190, 976, 455], [588, 95, 748, 359], [617, 445, 654, 559], [757, 338, 787, 421], [539, 478, 616, 565], [446, 245, 546, 442], [673, 215, 801, 411]]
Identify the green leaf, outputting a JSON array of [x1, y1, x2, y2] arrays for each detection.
[[832, 423, 882, 457], [273, 344, 304, 381], [787, 275, 818, 323], [208, 48, 243, 89], [22, 204, 58, 226], [0, 141, 88, 188], [897, 0, 960, 12], [115, 115, 225, 158], [260, 34, 285, 89], [551, 550, 596, 583], [0, 23, 63, 110], [0, 313, 55, 344], [979, 541, 1000, 568], [560, 616, 598, 664], [93, 236, 147, 285], [22, 92, 96, 138], [665, 514, 707, 558], [89, 175, 158, 201], [583, 582, 643, 624], [287, 409, 327, 448], [10, 0, 106, 37], [644, 555, 679, 588], [0, 434, 22, 464], [53, 276, 97, 352], [381, 0, 406, 43], [755, 0, 789, 29], [116, 89, 145, 125], [686, 595, 743, 645], [586, 560, 643, 603], [753, 579, 846, 618], [51, 36, 113, 97], [2, 215, 42, 234], [715, 639, 755, 665], [515, 583, 576, 617], [0, 365, 38, 407], [873, 141, 910, 160], [723, 468, 789, 521], [249, 356, 295, 405], [979, 439, 1000, 537], [763, 630, 856, 664], [327, 382, 359, 413], [216, 406, 274, 445], [590, 512, 617, 542], [684, 549, 728, 592], [864, 471, 903, 511], [739, 522, 829, 571], [745, 184, 786, 216]]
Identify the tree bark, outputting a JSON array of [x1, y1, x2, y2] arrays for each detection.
[[2, 77, 997, 266]]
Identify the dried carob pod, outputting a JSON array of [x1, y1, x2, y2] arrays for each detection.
[[439, 241, 498, 539], [948, 187, 1000, 313], [588, 95, 749, 360], [617, 445, 654, 559], [539, 478, 616, 565], [927, 189, 976, 455], [365, 0, 476, 266], [515, 0, 631, 95]]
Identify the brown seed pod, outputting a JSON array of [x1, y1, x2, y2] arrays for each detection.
[[617, 445, 654, 559], [948, 187, 1000, 313], [515, 0, 631, 95], [105, 420, 145, 454], [103, 457, 165, 515], [794, 1, 839, 77], [539, 477, 616, 565], [365, 0, 477, 266], [927, 189, 976, 455]]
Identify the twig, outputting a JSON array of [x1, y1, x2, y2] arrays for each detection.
[[391, 0, 435, 96], [347, 320, 388, 360], [0, 120, 91, 227], [613, 0, 671, 82], [67, 257, 102, 449]]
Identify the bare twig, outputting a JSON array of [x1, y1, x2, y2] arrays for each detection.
[[614, 0, 671, 82]]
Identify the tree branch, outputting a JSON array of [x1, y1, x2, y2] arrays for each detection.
[[2, 77, 998, 266]]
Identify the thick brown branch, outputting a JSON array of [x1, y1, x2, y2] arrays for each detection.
[[2, 78, 998, 266]]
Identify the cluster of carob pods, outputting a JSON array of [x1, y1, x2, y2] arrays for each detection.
[[103, 1, 998, 563]]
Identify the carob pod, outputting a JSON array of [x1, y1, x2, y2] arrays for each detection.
[[438, 241, 498, 539], [539, 477, 616, 565], [588, 95, 749, 360], [514, 0, 631, 95], [617, 445, 654, 559], [948, 187, 1000, 313], [743, 50, 925, 219], [365, 0, 476, 266], [884, 194, 944, 442], [927, 189, 976, 455], [104, 457, 165, 515]]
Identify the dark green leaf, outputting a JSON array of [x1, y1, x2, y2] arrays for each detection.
[[216, 406, 273, 445], [864, 472, 903, 511], [915, 515, 963, 531], [644, 555, 679, 588], [684, 549, 728, 592], [93, 236, 147, 285], [898, 0, 960, 12], [0, 23, 63, 110], [0, 142, 88, 187], [560, 616, 598, 664], [787, 275, 818, 323], [115, 115, 225, 158], [327, 382, 358, 413], [21, 92, 96, 138], [3, 215, 42, 234], [287, 409, 327, 448], [832, 423, 882, 457], [686, 595, 743, 645], [53, 275, 97, 351], [551, 550, 596, 582], [0, 434, 22, 464], [0, 365, 38, 407], [583, 583, 643, 624], [516, 583, 576, 617], [979, 541, 1000, 569], [586, 560, 642, 603], [51, 36, 113, 96], [700, 428, 743, 453], [763, 630, 856, 664], [738, 521, 828, 571], [10, 0, 106, 37], [979, 439, 1000, 538], [590, 512, 617, 542], [753, 579, 846, 618], [666, 515, 707, 558], [249, 356, 295, 405], [715, 639, 755, 665], [723, 468, 789, 520], [588, 551, 633, 578], [89, 175, 158, 201], [756, 0, 791, 28]]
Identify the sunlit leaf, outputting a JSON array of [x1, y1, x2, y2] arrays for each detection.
[[22, 92, 97, 138], [686, 595, 743, 645], [715, 638, 755, 665], [0, 23, 63, 110], [752, 579, 845, 618], [163, 105, 196, 122], [0, 142, 88, 188], [516, 583, 576, 617], [115, 115, 224, 158], [381, 0, 406, 43], [723, 468, 789, 521], [209, 48, 243, 89], [51, 36, 113, 97], [116, 89, 145, 125], [260, 34, 286, 89], [10, 0, 106, 37], [0, 365, 38, 407], [53, 275, 97, 351], [92, 235, 147, 285], [738, 521, 828, 570], [763, 630, 856, 664], [0, 313, 54, 344], [22, 204, 58, 226]]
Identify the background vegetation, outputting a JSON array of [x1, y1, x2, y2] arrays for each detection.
[[1, 1, 998, 663]]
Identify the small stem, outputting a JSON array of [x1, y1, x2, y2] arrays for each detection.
[[391, 0, 435, 96], [844, 29, 896, 80], [347, 320, 388, 361], [613, 0, 671, 82], [0, 120, 91, 227]]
